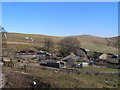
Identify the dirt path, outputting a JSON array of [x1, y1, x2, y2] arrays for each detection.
[[7, 41, 30, 44]]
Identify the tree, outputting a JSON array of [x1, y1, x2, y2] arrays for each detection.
[[105, 38, 110, 46], [43, 38, 54, 52], [59, 37, 81, 57], [113, 37, 120, 49]]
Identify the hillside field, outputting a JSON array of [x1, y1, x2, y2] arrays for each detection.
[[6, 33, 118, 55]]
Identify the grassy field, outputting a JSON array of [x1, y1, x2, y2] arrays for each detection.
[[6, 33, 118, 55], [70, 67, 118, 72], [81, 43, 118, 54], [16, 67, 118, 88]]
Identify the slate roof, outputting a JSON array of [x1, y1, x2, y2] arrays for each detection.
[[39, 60, 59, 64], [61, 53, 77, 61]]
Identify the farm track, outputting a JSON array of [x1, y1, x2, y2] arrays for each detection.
[[7, 42, 30, 45]]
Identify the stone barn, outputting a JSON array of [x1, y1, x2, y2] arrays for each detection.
[[99, 53, 108, 60], [73, 48, 88, 62], [39, 60, 65, 68], [16, 49, 51, 60], [60, 53, 77, 68]]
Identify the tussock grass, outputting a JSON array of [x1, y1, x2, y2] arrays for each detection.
[[71, 67, 118, 72], [6, 33, 118, 54], [22, 68, 118, 88]]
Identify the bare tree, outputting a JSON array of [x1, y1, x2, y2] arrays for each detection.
[[105, 38, 110, 46], [113, 37, 120, 49], [43, 38, 54, 52], [59, 37, 81, 56]]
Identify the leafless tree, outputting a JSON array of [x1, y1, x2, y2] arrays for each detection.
[[43, 38, 54, 52], [59, 37, 81, 56], [105, 38, 110, 46], [113, 37, 120, 49]]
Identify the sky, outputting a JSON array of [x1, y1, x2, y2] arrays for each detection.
[[0, 2, 2, 26], [1, 0, 120, 2], [1, 2, 118, 37]]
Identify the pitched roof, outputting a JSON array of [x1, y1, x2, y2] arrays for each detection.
[[99, 53, 108, 59], [61, 53, 77, 61], [39, 60, 59, 64]]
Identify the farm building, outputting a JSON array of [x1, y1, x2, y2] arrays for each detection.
[[16, 49, 37, 59], [39, 60, 65, 68], [92, 52, 103, 60], [81, 62, 89, 67], [111, 55, 119, 58], [39, 53, 77, 68], [16, 49, 51, 60], [60, 53, 77, 68], [73, 48, 88, 62], [99, 53, 108, 60], [39, 52, 92, 68], [37, 51, 51, 60], [51, 51, 62, 60], [2, 57, 11, 62]]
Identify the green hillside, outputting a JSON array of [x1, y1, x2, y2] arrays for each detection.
[[6, 33, 118, 55]]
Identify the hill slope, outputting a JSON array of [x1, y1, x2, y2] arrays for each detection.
[[6, 33, 118, 54]]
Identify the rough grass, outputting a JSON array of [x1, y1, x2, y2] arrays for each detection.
[[70, 67, 118, 72], [7, 44, 42, 52], [21, 67, 118, 88], [81, 43, 118, 54], [6, 33, 118, 54], [3, 65, 119, 88]]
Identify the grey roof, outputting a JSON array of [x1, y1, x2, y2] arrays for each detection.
[[61, 53, 77, 61], [39, 60, 58, 64]]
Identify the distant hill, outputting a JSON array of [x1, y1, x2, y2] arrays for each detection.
[[6, 33, 118, 55]]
